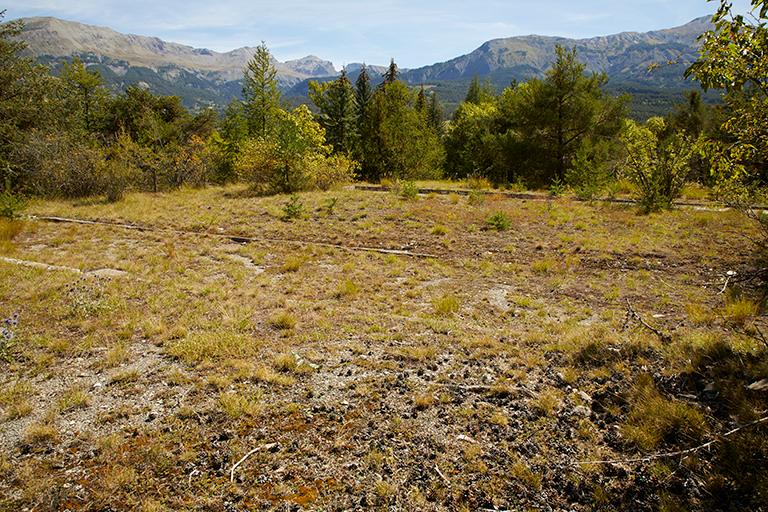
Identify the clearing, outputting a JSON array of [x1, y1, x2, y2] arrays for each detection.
[[1, 185, 766, 511]]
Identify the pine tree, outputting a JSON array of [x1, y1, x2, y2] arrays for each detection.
[[314, 69, 357, 154], [464, 77, 482, 104], [415, 85, 427, 114], [242, 42, 281, 138], [463, 76, 495, 105], [355, 65, 373, 125], [382, 59, 399, 86], [427, 91, 444, 134], [354, 65, 374, 174]]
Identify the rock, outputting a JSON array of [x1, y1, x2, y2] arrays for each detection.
[[572, 406, 591, 417], [748, 379, 768, 391], [487, 287, 511, 312]]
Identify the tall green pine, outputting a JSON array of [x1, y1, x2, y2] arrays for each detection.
[[242, 42, 281, 138], [381, 59, 398, 86], [322, 68, 357, 154], [427, 91, 444, 134]]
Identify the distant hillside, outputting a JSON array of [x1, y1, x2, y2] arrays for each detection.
[[18, 16, 337, 109], [14, 15, 715, 117]]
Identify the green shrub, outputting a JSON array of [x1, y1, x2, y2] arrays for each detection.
[[0, 182, 26, 219], [400, 181, 419, 200], [566, 140, 612, 200], [620, 118, 691, 213], [236, 106, 354, 195], [468, 189, 485, 205], [549, 177, 567, 197], [282, 194, 305, 220], [485, 212, 511, 231]]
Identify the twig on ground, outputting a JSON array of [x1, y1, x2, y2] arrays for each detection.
[[575, 415, 768, 466], [720, 273, 732, 294], [230, 443, 278, 482], [751, 324, 768, 351], [623, 298, 672, 343], [434, 464, 451, 487]]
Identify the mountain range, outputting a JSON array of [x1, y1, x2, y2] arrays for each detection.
[[14, 15, 714, 118]]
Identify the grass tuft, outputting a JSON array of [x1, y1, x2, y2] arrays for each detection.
[[432, 293, 460, 316], [167, 331, 261, 364], [621, 375, 708, 451]]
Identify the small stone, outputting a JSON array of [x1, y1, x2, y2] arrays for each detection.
[[572, 406, 591, 417], [747, 379, 768, 391]]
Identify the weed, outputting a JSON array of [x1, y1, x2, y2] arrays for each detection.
[[466, 175, 492, 190], [272, 353, 298, 372], [1, 312, 19, 359], [66, 276, 110, 318], [532, 388, 562, 417], [531, 257, 557, 274], [374, 479, 397, 498], [488, 410, 509, 426], [282, 194, 305, 220], [508, 459, 542, 490], [253, 366, 295, 386], [110, 369, 140, 385], [103, 342, 129, 368], [323, 196, 339, 215], [468, 190, 485, 205], [23, 422, 59, 450], [400, 181, 419, 200], [485, 212, 511, 231], [0, 219, 23, 242], [0, 185, 27, 219], [549, 177, 567, 197], [394, 345, 437, 361]]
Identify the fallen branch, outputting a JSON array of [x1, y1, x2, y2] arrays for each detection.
[[575, 415, 768, 466], [434, 464, 451, 487], [230, 443, 278, 483], [623, 298, 672, 343]]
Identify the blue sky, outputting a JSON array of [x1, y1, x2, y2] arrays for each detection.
[[5, 0, 757, 68]]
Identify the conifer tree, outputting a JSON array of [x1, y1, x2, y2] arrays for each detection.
[[382, 59, 399, 86], [415, 85, 427, 114], [242, 42, 281, 138], [464, 77, 482, 105], [427, 91, 444, 134], [355, 65, 373, 126], [309, 69, 357, 154], [463, 76, 495, 105], [354, 65, 374, 173]]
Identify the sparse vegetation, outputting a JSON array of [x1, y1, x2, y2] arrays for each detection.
[[1, 4, 768, 510]]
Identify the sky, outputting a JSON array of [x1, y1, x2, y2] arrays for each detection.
[[4, 0, 758, 68]]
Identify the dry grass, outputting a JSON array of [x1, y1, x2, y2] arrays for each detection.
[[0, 184, 761, 511], [167, 331, 262, 364]]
